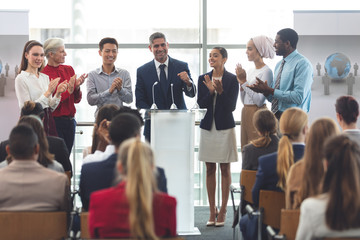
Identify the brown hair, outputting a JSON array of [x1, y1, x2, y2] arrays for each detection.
[[17, 116, 54, 167], [91, 104, 119, 154], [277, 107, 307, 190], [19, 40, 44, 73], [323, 134, 360, 230], [296, 118, 339, 208], [251, 109, 277, 148], [117, 138, 158, 240]]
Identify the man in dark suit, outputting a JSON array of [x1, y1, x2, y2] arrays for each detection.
[[79, 112, 167, 211], [135, 32, 196, 141]]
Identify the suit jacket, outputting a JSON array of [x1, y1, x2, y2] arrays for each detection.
[[252, 144, 305, 206], [135, 56, 196, 140], [0, 160, 69, 211], [80, 153, 167, 211], [89, 181, 176, 238], [0, 136, 72, 174], [241, 135, 279, 170], [197, 69, 239, 130]]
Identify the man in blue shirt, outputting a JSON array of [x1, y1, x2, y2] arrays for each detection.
[[249, 28, 313, 119]]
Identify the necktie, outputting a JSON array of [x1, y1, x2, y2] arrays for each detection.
[[271, 59, 285, 114], [159, 64, 167, 95]]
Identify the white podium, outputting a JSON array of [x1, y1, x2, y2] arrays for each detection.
[[150, 110, 200, 235]]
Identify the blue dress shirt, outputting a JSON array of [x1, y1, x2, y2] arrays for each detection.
[[266, 50, 313, 113]]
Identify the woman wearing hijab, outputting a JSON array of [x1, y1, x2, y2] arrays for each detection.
[[236, 35, 275, 148]]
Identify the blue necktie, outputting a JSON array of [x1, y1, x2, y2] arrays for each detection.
[[271, 59, 285, 114], [159, 64, 167, 95]]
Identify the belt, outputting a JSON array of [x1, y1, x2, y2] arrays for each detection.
[[54, 116, 74, 120]]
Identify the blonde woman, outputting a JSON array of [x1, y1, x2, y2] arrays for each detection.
[[286, 118, 339, 209], [240, 107, 307, 240], [89, 138, 176, 239]]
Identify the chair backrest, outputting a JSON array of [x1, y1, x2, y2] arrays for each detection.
[[240, 170, 257, 203], [323, 238, 360, 240], [0, 211, 67, 240], [80, 211, 184, 240], [259, 190, 285, 229], [279, 209, 300, 240], [81, 212, 90, 239]]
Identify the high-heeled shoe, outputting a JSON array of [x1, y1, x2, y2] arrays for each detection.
[[206, 208, 219, 226], [215, 210, 227, 227]]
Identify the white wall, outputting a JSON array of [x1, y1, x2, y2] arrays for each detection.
[[0, 10, 29, 141]]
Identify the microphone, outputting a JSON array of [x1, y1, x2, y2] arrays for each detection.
[[150, 81, 158, 110], [170, 83, 177, 109]]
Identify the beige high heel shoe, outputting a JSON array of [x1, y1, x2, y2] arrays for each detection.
[[206, 207, 219, 226], [215, 210, 227, 227]]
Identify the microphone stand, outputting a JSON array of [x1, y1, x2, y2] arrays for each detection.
[[170, 83, 178, 109], [150, 81, 158, 110]]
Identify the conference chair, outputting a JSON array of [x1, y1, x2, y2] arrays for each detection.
[[80, 212, 185, 240], [245, 190, 285, 240], [322, 238, 360, 240], [267, 209, 300, 240], [0, 211, 67, 240], [230, 170, 257, 240], [80, 211, 90, 239]]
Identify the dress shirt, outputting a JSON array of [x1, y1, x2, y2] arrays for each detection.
[[240, 65, 273, 107], [154, 58, 194, 91], [296, 194, 360, 240], [266, 50, 313, 112], [82, 144, 115, 165], [42, 64, 82, 117], [87, 66, 133, 113], [15, 71, 61, 110]]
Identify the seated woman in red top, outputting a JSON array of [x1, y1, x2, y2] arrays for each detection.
[[88, 138, 177, 239]]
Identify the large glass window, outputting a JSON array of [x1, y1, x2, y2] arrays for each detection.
[[3, 0, 360, 207]]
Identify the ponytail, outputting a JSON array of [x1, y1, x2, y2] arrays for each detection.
[[121, 139, 158, 240], [276, 134, 294, 189], [276, 108, 307, 190]]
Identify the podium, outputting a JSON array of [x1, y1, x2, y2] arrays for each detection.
[[150, 110, 200, 235]]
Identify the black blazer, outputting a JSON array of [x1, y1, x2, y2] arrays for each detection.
[[241, 135, 279, 170], [197, 69, 239, 131], [79, 153, 167, 211], [135, 56, 196, 141], [0, 136, 72, 174], [251, 144, 305, 206]]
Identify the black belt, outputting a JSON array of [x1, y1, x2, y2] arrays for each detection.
[[54, 116, 74, 120]]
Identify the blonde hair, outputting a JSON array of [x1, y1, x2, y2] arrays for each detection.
[[117, 138, 158, 240], [296, 118, 339, 208], [277, 108, 307, 190]]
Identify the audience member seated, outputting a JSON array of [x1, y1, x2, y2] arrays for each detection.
[[89, 138, 176, 239], [240, 107, 307, 240], [241, 109, 278, 170], [286, 117, 339, 209], [0, 101, 72, 177], [335, 95, 360, 145], [80, 111, 167, 211], [295, 134, 360, 239], [82, 104, 119, 162], [0, 124, 69, 211], [0, 116, 65, 174]]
